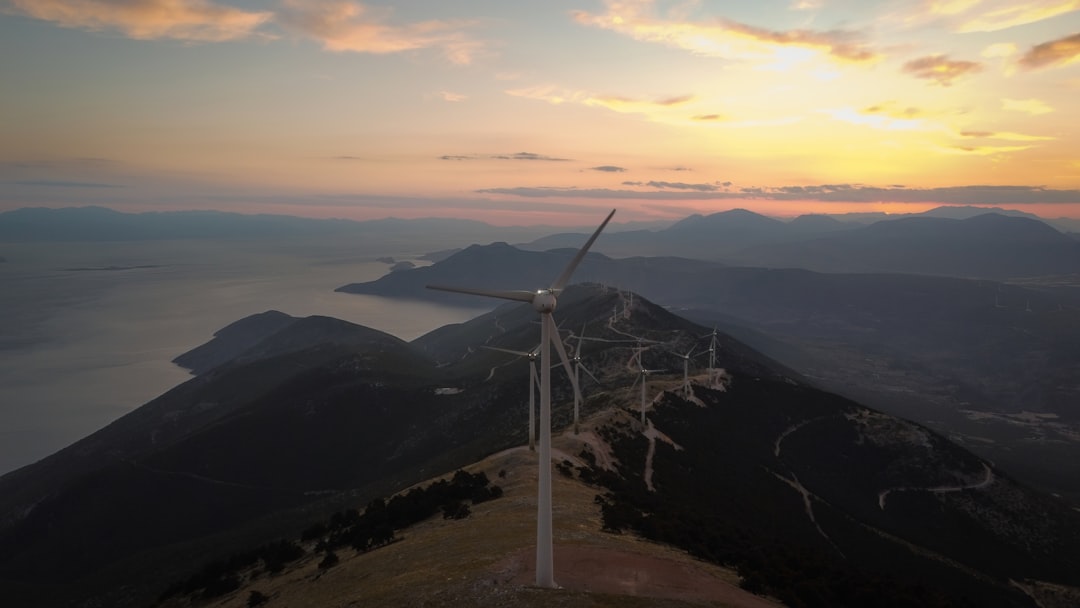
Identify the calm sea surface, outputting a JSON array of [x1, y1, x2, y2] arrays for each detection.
[[0, 238, 488, 476]]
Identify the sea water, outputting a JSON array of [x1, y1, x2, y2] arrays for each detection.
[[0, 238, 488, 475]]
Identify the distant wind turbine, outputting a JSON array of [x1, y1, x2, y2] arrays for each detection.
[[483, 345, 540, 451], [568, 324, 602, 434], [671, 346, 697, 399], [630, 343, 664, 423], [426, 208, 616, 588], [702, 326, 721, 388]]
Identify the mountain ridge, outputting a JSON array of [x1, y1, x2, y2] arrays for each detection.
[[2, 286, 1078, 607]]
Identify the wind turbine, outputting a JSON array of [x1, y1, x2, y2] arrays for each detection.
[[629, 343, 665, 423], [671, 346, 697, 399], [567, 324, 602, 434], [483, 345, 540, 450], [427, 208, 615, 588], [701, 326, 721, 388]]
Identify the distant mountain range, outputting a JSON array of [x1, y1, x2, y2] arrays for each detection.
[[0, 206, 651, 247], [3, 205, 1079, 267], [522, 210, 1080, 277], [1, 286, 1078, 607]]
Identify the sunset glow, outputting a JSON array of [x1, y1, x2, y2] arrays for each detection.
[[1, 0, 1078, 225]]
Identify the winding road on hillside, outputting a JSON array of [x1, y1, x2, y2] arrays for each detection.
[[643, 419, 682, 492], [878, 462, 995, 510], [770, 416, 845, 554]]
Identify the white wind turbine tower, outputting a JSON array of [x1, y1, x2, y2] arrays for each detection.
[[629, 343, 665, 423], [672, 346, 697, 399], [427, 208, 615, 588], [702, 326, 721, 388], [568, 324, 602, 434], [483, 345, 540, 450]]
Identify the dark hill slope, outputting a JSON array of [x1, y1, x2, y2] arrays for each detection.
[[590, 383, 1080, 607], [171, 310, 295, 374], [0, 315, 499, 607]]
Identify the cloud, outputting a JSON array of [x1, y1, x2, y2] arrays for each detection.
[[953, 1, 1080, 33], [901, 54, 982, 86], [277, 0, 483, 65], [1002, 97, 1054, 114], [439, 91, 467, 102], [477, 184, 1080, 204], [1018, 32, 1080, 70], [691, 114, 726, 121], [9, 179, 123, 188], [622, 180, 721, 191], [862, 102, 927, 119], [946, 144, 1034, 155], [438, 152, 571, 162], [4, 0, 271, 41], [958, 130, 1053, 141], [505, 86, 696, 116], [590, 166, 626, 172], [981, 42, 1018, 58], [824, 106, 930, 131], [646, 181, 720, 191], [493, 152, 570, 161], [584, 94, 696, 113], [571, 1, 879, 65]]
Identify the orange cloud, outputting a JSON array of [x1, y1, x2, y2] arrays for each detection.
[[506, 86, 694, 114], [824, 107, 930, 131], [946, 144, 1032, 155], [1019, 32, 1080, 70], [958, 130, 1053, 141], [585, 94, 695, 112], [862, 102, 926, 119], [902, 54, 982, 86], [572, 1, 879, 65], [278, 0, 483, 65], [6, 0, 270, 41]]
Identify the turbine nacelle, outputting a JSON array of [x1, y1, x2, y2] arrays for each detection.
[[532, 290, 557, 313]]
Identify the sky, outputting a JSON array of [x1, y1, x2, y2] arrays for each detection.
[[1, 0, 1079, 226]]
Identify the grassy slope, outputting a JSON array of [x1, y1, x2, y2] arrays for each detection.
[[160, 415, 780, 608]]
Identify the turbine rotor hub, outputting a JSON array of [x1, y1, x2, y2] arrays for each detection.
[[533, 290, 557, 313]]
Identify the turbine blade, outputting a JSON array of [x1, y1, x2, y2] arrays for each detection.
[[580, 364, 601, 386], [427, 284, 536, 303], [547, 315, 581, 405], [481, 345, 534, 358], [550, 208, 616, 291], [630, 373, 641, 392], [575, 322, 587, 357], [530, 360, 540, 388]]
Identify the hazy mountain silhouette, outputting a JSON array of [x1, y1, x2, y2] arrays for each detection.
[[1, 287, 1078, 607], [520, 210, 1079, 278], [0, 206, 556, 246], [736, 213, 1080, 278]]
